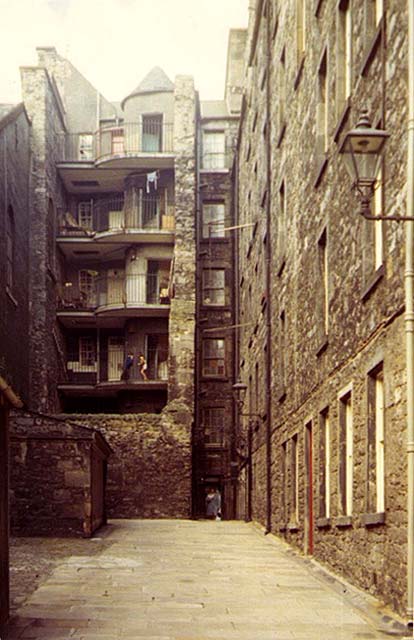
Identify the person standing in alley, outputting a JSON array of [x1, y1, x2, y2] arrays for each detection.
[[206, 487, 221, 520]]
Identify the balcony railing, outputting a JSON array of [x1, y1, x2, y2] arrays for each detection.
[[64, 347, 168, 384], [63, 122, 174, 162], [58, 273, 171, 311], [58, 195, 175, 237]]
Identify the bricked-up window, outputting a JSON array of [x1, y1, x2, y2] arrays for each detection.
[[6, 206, 14, 290], [290, 434, 299, 523], [78, 201, 94, 230], [338, 389, 353, 516], [202, 338, 225, 377], [202, 131, 225, 169], [142, 115, 163, 152], [317, 229, 329, 338], [296, 0, 306, 63], [202, 202, 225, 238], [316, 51, 328, 161], [367, 364, 385, 513], [202, 407, 225, 446], [79, 336, 96, 369], [336, 0, 352, 118], [202, 269, 225, 305], [78, 134, 93, 160], [319, 409, 331, 519]]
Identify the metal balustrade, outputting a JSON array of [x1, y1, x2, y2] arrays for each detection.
[[58, 195, 175, 237], [63, 347, 168, 384], [62, 122, 174, 162]]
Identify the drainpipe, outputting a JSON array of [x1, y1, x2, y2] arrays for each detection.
[[406, 0, 414, 624], [264, 0, 273, 535]]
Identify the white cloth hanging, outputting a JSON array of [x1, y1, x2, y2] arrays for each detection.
[[146, 171, 158, 193]]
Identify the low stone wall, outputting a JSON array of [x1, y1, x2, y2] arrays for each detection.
[[10, 411, 110, 537], [62, 402, 192, 519]]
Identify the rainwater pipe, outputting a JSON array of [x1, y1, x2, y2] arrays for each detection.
[[406, 0, 414, 624]]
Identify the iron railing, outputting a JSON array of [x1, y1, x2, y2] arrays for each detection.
[[57, 194, 175, 237], [64, 347, 168, 384], [63, 121, 174, 162]]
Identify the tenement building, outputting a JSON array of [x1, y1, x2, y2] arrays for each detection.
[[234, 0, 413, 621]]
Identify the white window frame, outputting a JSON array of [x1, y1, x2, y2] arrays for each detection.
[[78, 200, 94, 230], [202, 269, 226, 306], [202, 131, 225, 169]]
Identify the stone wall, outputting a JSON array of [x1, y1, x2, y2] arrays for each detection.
[[64, 406, 192, 518], [235, 0, 409, 617], [10, 411, 110, 537], [0, 405, 9, 625]]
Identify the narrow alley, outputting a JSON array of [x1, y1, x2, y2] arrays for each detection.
[[2, 520, 408, 640]]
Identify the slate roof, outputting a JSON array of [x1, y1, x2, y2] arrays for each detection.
[[121, 67, 174, 108]]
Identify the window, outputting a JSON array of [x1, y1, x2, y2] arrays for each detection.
[[373, 166, 383, 270], [78, 201, 94, 230], [6, 206, 14, 290], [277, 180, 286, 259], [296, 0, 306, 63], [79, 336, 96, 368], [290, 435, 299, 523], [79, 269, 98, 306], [318, 229, 329, 337], [202, 202, 225, 238], [202, 131, 225, 169], [367, 365, 385, 513], [47, 199, 56, 274], [203, 407, 225, 446], [78, 134, 93, 160], [202, 269, 225, 306], [319, 409, 330, 519], [316, 51, 328, 160], [365, 0, 383, 41], [142, 115, 163, 152], [281, 442, 288, 521], [202, 338, 225, 376], [111, 128, 124, 155], [337, 0, 352, 117], [278, 48, 286, 135], [339, 389, 353, 516], [278, 310, 286, 395]]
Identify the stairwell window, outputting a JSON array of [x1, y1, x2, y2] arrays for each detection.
[[202, 131, 225, 169], [367, 364, 385, 514], [202, 269, 226, 306], [202, 338, 225, 377], [202, 202, 225, 238], [203, 407, 225, 446]]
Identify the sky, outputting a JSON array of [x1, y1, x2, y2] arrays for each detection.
[[0, 0, 248, 105]]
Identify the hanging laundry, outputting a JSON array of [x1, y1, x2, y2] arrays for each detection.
[[146, 171, 158, 193]]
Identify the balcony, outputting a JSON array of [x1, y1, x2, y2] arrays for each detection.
[[62, 121, 174, 164], [57, 195, 175, 249], [62, 347, 168, 386], [58, 273, 171, 322]]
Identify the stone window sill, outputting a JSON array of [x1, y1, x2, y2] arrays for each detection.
[[287, 521, 300, 532], [200, 168, 230, 174], [6, 287, 18, 307], [333, 98, 351, 143], [361, 264, 385, 302], [314, 155, 329, 189], [294, 55, 306, 91], [316, 334, 329, 358], [360, 17, 384, 78], [316, 517, 331, 529], [335, 515, 353, 528], [361, 512, 385, 527]]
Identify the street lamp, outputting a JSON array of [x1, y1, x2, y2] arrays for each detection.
[[339, 110, 390, 219]]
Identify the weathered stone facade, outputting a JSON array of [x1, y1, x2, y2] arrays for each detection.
[[64, 408, 192, 518], [10, 411, 111, 537], [235, 0, 410, 618]]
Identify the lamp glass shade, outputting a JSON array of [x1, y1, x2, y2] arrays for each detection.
[[339, 118, 389, 185]]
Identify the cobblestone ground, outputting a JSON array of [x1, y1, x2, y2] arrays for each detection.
[[2, 520, 410, 640]]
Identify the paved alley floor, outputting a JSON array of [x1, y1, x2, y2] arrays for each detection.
[[2, 519, 410, 640]]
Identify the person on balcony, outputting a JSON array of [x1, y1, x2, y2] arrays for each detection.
[[121, 352, 134, 381], [138, 354, 148, 381]]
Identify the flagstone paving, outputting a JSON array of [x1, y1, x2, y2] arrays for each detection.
[[2, 520, 410, 639]]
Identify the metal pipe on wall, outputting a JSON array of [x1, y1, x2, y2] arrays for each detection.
[[406, 0, 414, 623]]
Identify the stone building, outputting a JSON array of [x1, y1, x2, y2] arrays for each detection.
[[234, 0, 412, 620]]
